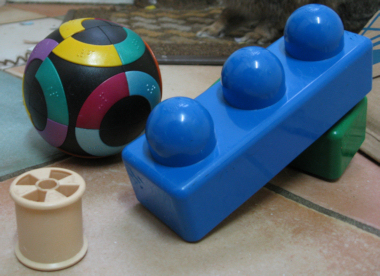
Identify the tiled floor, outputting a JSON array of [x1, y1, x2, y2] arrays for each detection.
[[0, 17, 61, 69], [1, 3, 380, 275], [0, 5, 45, 24]]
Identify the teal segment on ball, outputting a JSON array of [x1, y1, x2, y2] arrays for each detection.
[[114, 28, 146, 65], [75, 127, 125, 156], [126, 71, 161, 110], [35, 57, 69, 126]]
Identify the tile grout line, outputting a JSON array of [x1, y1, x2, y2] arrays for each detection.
[[0, 155, 70, 182], [265, 182, 380, 238]]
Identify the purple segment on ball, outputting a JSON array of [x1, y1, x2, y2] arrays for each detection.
[[37, 118, 68, 147], [26, 39, 59, 70]]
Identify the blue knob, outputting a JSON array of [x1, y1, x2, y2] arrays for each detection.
[[284, 4, 344, 61], [221, 46, 286, 110], [145, 97, 216, 167]]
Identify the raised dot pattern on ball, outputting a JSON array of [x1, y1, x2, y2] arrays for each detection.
[[132, 38, 140, 50], [47, 86, 59, 98], [77, 48, 94, 58], [98, 91, 109, 111], [146, 83, 156, 95]]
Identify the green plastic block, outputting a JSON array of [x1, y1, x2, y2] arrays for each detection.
[[290, 97, 367, 180]]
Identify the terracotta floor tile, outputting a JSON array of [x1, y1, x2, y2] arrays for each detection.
[[5, 65, 25, 78], [270, 153, 380, 230], [0, 6, 45, 25], [6, 3, 103, 18], [160, 65, 222, 100], [1, 156, 380, 275], [0, 18, 61, 70]]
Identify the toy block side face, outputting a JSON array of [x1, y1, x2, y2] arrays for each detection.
[[124, 134, 274, 242], [291, 97, 367, 180], [124, 164, 184, 235]]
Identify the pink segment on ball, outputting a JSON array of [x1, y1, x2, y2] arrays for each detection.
[[26, 39, 59, 70], [37, 119, 68, 147], [76, 72, 130, 129]]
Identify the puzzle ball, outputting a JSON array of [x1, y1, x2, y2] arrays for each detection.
[[23, 18, 162, 157]]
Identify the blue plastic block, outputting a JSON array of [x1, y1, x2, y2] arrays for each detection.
[[122, 5, 373, 242]]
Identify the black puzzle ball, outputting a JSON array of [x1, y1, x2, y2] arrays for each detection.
[[23, 18, 162, 157]]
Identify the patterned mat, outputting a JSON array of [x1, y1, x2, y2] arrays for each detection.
[[67, 5, 260, 64]]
